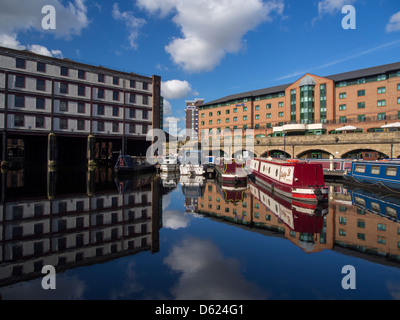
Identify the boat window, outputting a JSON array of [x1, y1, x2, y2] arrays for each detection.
[[268, 167, 271, 174], [354, 196, 366, 206], [354, 165, 366, 173], [371, 166, 380, 175], [371, 202, 380, 213], [386, 166, 397, 177], [275, 169, 278, 177], [386, 207, 397, 219]]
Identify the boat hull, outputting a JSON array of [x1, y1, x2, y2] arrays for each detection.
[[215, 159, 247, 186], [160, 164, 180, 173], [180, 164, 205, 175], [250, 158, 328, 203]]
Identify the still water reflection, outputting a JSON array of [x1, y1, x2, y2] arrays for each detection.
[[1, 167, 400, 299]]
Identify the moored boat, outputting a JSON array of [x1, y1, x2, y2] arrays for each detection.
[[160, 155, 180, 173], [179, 149, 205, 176], [114, 155, 155, 174], [344, 160, 400, 193], [248, 157, 328, 203], [215, 158, 247, 187]]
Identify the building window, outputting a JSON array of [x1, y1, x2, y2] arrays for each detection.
[[112, 106, 119, 117], [78, 69, 85, 79], [98, 73, 105, 82], [15, 76, 25, 88], [60, 82, 68, 94], [339, 104, 346, 111], [142, 110, 148, 119], [36, 98, 45, 110], [266, 113, 271, 118], [129, 123, 135, 133], [16, 58, 26, 69], [143, 95, 148, 105], [233, 117, 238, 121], [243, 116, 247, 120], [377, 87, 386, 94], [209, 120, 212, 124], [377, 112, 386, 121], [377, 100, 386, 107], [37, 62, 46, 72], [129, 108, 135, 118], [357, 102, 365, 109], [142, 125, 147, 134], [357, 114, 366, 122], [77, 120, 85, 131], [339, 116, 347, 123], [36, 79, 46, 91], [98, 88, 104, 99], [226, 109, 230, 114], [112, 122, 119, 132], [266, 103, 271, 109], [78, 85, 85, 96], [278, 102, 284, 107], [278, 112, 284, 117], [339, 92, 346, 99], [15, 95, 24, 107], [243, 106, 247, 111], [130, 79, 135, 88], [60, 101, 68, 112], [14, 115, 24, 127], [78, 103, 85, 113], [36, 116, 45, 128], [226, 118, 230, 123], [143, 82, 148, 90], [377, 223, 386, 231], [97, 105, 104, 115], [113, 91, 119, 101], [397, 97, 400, 104], [397, 84, 400, 91], [113, 77, 119, 85], [357, 89, 365, 96], [60, 118, 68, 129], [255, 115, 260, 120], [97, 121, 104, 132], [60, 66, 69, 76], [233, 108, 237, 113], [377, 74, 386, 81]]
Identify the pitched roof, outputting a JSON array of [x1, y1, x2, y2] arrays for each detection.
[[202, 61, 400, 107]]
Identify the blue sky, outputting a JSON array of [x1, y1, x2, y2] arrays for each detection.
[[1, 0, 400, 134]]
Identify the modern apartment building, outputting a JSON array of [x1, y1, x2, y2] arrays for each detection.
[[0, 46, 162, 166], [198, 62, 400, 139], [185, 98, 204, 140]]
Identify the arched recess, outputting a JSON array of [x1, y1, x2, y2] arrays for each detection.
[[341, 148, 388, 159], [260, 149, 291, 158], [297, 149, 334, 159]]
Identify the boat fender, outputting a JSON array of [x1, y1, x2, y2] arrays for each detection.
[[314, 188, 323, 201]]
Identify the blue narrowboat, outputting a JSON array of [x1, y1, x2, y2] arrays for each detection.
[[345, 185, 400, 222], [344, 160, 400, 192]]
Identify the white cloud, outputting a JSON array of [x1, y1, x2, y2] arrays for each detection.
[[0, 33, 63, 58], [161, 80, 195, 99], [317, 0, 356, 15], [163, 99, 172, 115], [164, 238, 268, 299], [0, 0, 89, 39], [163, 210, 190, 229], [386, 11, 400, 33], [112, 3, 146, 49], [138, 0, 284, 72]]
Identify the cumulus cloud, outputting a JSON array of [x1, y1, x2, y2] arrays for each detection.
[[386, 11, 400, 33], [112, 3, 146, 49], [161, 80, 195, 99], [0, 33, 63, 58], [317, 0, 356, 15], [164, 238, 268, 299], [163, 210, 190, 229], [137, 0, 284, 72], [0, 0, 89, 39], [163, 99, 172, 116]]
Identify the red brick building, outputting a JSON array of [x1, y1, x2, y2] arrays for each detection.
[[199, 62, 400, 139]]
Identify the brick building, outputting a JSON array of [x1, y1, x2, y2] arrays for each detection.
[[185, 98, 204, 140], [198, 62, 400, 140]]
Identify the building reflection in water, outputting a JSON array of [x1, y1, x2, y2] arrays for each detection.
[[190, 179, 400, 263], [0, 167, 164, 288]]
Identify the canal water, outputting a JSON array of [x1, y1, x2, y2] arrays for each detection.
[[1, 166, 400, 300]]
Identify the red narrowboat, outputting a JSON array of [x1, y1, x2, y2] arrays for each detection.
[[215, 158, 248, 187], [248, 158, 328, 203]]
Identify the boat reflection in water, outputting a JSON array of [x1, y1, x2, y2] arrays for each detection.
[[0, 167, 162, 289], [180, 175, 205, 214]]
